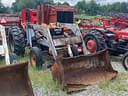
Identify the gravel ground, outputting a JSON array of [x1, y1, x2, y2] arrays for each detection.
[[33, 56, 127, 96], [111, 56, 125, 72]]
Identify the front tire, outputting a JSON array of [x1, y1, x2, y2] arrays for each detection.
[[84, 30, 106, 53], [9, 53, 18, 64], [8, 26, 25, 56], [29, 47, 44, 68]]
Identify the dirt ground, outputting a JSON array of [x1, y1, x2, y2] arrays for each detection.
[[111, 56, 125, 72]]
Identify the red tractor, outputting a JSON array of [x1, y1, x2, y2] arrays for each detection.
[[82, 16, 128, 70]]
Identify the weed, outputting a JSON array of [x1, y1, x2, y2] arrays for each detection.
[[0, 47, 66, 96], [99, 72, 128, 96]]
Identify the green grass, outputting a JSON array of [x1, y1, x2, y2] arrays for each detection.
[[99, 72, 128, 96], [75, 15, 109, 19], [29, 68, 67, 96], [0, 48, 67, 96], [75, 15, 96, 19]]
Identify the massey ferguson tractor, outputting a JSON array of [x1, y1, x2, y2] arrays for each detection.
[[8, 4, 117, 92], [80, 16, 128, 70]]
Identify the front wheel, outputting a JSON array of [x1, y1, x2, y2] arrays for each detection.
[[29, 47, 44, 68], [8, 26, 25, 56], [122, 52, 128, 70], [9, 53, 18, 64], [84, 30, 106, 53]]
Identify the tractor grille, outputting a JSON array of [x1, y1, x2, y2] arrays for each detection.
[[57, 11, 73, 23]]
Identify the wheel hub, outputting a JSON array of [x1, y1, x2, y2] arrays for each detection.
[[86, 39, 96, 53]]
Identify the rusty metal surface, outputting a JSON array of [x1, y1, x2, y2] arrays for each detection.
[[0, 14, 20, 30], [0, 61, 34, 96], [53, 36, 81, 47], [37, 4, 76, 24], [0, 14, 19, 17], [52, 49, 118, 92]]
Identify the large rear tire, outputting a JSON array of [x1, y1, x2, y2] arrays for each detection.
[[84, 30, 106, 53], [29, 47, 44, 68], [8, 26, 25, 56], [122, 52, 128, 70]]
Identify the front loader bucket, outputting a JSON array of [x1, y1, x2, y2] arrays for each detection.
[[52, 49, 118, 92], [0, 61, 34, 96]]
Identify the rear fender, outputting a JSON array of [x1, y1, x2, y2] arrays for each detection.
[[93, 29, 107, 39]]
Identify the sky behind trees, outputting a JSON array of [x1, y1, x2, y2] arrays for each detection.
[[1, 0, 128, 15], [2, 0, 128, 6]]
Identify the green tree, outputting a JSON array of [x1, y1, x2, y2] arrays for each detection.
[[110, 2, 121, 12], [75, 0, 87, 14], [11, 0, 20, 13], [11, 0, 54, 13], [87, 0, 100, 15], [63, 2, 70, 6], [0, 0, 10, 13], [120, 2, 128, 13]]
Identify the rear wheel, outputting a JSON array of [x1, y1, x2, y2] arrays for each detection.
[[29, 47, 44, 68], [84, 30, 106, 53], [8, 26, 25, 56], [122, 52, 128, 70]]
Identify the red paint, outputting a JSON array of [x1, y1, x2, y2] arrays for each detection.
[[37, 4, 76, 24], [0, 17, 7, 24], [86, 39, 96, 53], [21, 9, 38, 24], [107, 27, 128, 40], [78, 47, 82, 52]]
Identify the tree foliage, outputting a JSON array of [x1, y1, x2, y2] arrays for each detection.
[[74, 0, 128, 15], [1, 0, 128, 15], [55, 1, 70, 6], [0, 0, 10, 13], [11, 0, 54, 13]]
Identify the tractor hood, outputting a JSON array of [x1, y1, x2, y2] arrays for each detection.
[[107, 27, 128, 40]]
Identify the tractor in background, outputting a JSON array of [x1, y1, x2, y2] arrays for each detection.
[[77, 16, 128, 70]]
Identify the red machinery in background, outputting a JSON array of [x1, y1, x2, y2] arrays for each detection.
[[77, 15, 128, 70], [21, 9, 38, 24]]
